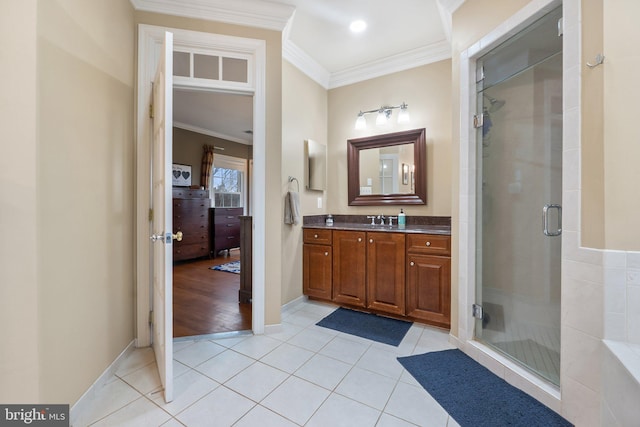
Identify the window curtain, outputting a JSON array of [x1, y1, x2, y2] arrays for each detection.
[[200, 145, 215, 189]]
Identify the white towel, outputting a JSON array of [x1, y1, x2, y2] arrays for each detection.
[[284, 191, 301, 225]]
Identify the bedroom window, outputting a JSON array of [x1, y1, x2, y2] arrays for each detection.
[[211, 154, 247, 209]]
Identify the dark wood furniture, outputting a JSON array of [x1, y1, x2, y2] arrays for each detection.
[[172, 188, 210, 261], [302, 227, 451, 328], [210, 207, 242, 257], [303, 229, 333, 301], [239, 216, 253, 304]]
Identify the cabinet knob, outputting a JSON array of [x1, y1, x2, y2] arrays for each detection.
[[324, 252, 329, 256], [369, 238, 374, 243], [410, 261, 415, 266], [426, 241, 431, 247], [358, 237, 362, 242], [314, 234, 318, 238]]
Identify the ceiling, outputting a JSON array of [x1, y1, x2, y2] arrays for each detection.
[[132, 0, 465, 145]]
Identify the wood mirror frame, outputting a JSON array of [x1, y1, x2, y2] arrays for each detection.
[[348, 128, 426, 206]]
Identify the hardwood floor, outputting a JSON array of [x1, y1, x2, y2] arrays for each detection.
[[173, 250, 251, 337]]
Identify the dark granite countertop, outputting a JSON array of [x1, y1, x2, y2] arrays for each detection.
[[302, 215, 451, 236]]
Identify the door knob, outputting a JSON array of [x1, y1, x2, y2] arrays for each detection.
[[172, 231, 183, 242], [150, 234, 164, 242]]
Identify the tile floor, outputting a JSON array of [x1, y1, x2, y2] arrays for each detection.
[[78, 300, 460, 426]]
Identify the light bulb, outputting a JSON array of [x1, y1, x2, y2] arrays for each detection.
[[376, 110, 387, 126], [397, 105, 410, 124], [355, 114, 366, 130]]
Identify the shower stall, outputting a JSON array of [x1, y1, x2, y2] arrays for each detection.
[[474, 6, 563, 385]]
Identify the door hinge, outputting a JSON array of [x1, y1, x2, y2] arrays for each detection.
[[472, 304, 483, 319], [473, 113, 484, 129], [476, 66, 485, 83], [149, 103, 154, 119], [149, 310, 154, 325], [557, 17, 564, 37], [148, 208, 154, 221]]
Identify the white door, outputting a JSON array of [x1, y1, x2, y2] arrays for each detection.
[[150, 31, 174, 403]]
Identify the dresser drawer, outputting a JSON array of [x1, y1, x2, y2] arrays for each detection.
[[172, 188, 209, 199], [215, 223, 240, 236], [174, 242, 209, 261], [173, 199, 209, 213], [214, 207, 243, 217], [406, 234, 451, 256], [175, 230, 208, 246], [303, 229, 332, 245], [174, 215, 208, 231]]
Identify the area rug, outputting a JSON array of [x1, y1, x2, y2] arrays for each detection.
[[397, 349, 572, 427], [316, 307, 412, 346], [210, 261, 240, 274]]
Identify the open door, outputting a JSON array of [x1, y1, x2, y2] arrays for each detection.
[[150, 31, 174, 402]]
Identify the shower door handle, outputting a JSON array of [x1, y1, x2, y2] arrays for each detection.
[[543, 204, 562, 236]]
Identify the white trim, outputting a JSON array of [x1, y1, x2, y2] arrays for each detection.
[[282, 40, 331, 90], [129, 0, 295, 32], [328, 41, 451, 89], [173, 121, 251, 145], [281, 295, 307, 314], [437, 0, 466, 14], [136, 24, 267, 351], [70, 341, 135, 427], [264, 324, 283, 335]]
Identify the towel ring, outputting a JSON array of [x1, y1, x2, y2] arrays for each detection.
[[288, 176, 299, 192]]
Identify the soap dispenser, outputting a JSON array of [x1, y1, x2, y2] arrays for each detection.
[[398, 209, 406, 228]]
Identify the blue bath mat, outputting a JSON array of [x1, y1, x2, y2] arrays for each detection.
[[316, 307, 412, 346], [397, 349, 572, 427], [210, 261, 240, 274]]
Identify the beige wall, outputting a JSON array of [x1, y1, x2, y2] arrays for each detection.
[[173, 127, 252, 189], [281, 60, 328, 304], [327, 61, 452, 217], [603, 1, 640, 251], [36, 0, 135, 403], [135, 11, 284, 324], [0, 0, 40, 402]]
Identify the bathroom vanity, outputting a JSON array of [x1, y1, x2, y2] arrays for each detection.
[[302, 215, 451, 329]]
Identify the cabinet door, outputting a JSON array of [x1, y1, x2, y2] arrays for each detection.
[[406, 254, 451, 328], [332, 230, 366, 307], [366, 232, 405, 315], [303, 244, 332, 300]]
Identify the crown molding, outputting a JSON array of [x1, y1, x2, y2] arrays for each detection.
[[283, 40, 331, 89], [437, 0, 466, 14], [130, 0, 295, 31], [328, 41, 452, 89], [174, 121, 252, 145]]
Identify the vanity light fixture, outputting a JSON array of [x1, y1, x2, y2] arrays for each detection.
[[354, 102, 409, 130]]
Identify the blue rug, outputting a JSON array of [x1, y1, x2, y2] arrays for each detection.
[[316, 307, 412, 346], [397, 349, 572, 427], [210, 261, 240, 274]]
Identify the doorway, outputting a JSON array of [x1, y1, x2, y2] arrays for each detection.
[[474, 6, 563, 385]]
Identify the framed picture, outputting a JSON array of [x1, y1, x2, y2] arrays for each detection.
[[172, 164, 192, 187]]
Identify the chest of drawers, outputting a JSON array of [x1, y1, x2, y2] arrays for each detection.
[[211, 207, 243, 257], [172, 188, 210, 261]]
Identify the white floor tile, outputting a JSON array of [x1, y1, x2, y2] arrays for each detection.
[[231, 335, 283, 359], [173, 360, 190, 379], [115, 347, 155, 378], [335, 367, 397, 410], [357, 347, 405, 380], [307, 393, 381, 427], [287, 327, 335, 352], [376, 413, 419, 426], [211, 335, 249, 348], [150, 369, 218, 416], [319, 336, 370, 365], [120, 362, 162, 395], [447, 415, 462, 427], [82, 378, 143, 425], [224, 361, 288, 402], [173, 340, 196, 353], [176, 386, 255, 427], [234, 404, 298, 427], [195, 349, 254, 383], [90, 396, 171, 427], [159, 418, 183, 427], [266, 322, 304, 342], [372, 324, 423, 356], [384, 382, 449, 426], [261, 376, 330, 425], [260, 342, 314, 373], [173, 340, 226, 368], [294, 353, 352, 390], [282, 310, 325, 328]]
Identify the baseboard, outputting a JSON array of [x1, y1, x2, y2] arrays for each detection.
[[281, 295, 306, 314], [70, 340, 135, 427], [264, 323, 283, 335]]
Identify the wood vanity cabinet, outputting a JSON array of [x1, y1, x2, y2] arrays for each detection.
[[303, 229, 333, 300], [332, 230, 367, 307], [172, 188, 210, 261], [366, 232, 405, 316], [406, 234, 451, 328]]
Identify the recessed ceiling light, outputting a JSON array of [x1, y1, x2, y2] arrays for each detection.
[[349, 20, 367, 33]]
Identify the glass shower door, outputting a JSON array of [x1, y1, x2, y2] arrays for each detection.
[[475, 6, 563, 385]]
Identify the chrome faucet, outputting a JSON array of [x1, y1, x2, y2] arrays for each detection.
[[377, 214, 386, 225], [387, 216, 397, 226], [366, 215, 376, 225]]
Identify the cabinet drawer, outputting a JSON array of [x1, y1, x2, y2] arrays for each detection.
[[214, 207, 243, 217], [174, 242, 209, 261], [172, 188, 209, 199], [406, 234, 451, 256], [175, 231, 208, 246], [303, 229, 332, 245], [215, 214, 240, 226], [174, 217, 208, 231], [214, 224, 240, 238], [173, 199, 209, 213]]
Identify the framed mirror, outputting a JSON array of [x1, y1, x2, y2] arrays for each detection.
[[348, 128, 426, 206]]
